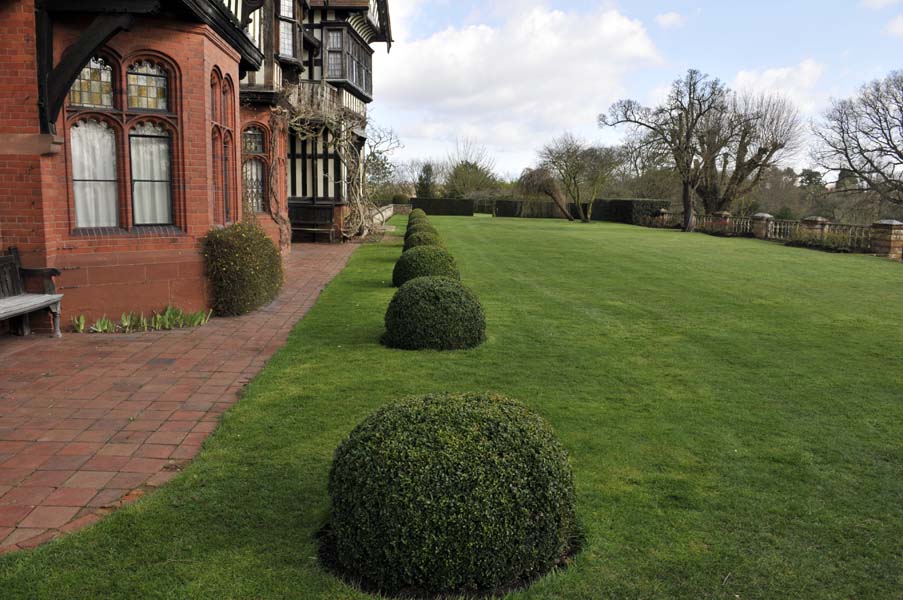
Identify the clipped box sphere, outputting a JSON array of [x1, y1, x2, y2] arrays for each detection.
[[392, 245, 460, 287], [404, 222, 438, 239], [410, 208, 427, 219], [382, 276, 485, 350], [403, 231, 445, 253], [328, 393, 580, 595]]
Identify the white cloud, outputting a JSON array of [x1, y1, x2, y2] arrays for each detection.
[[654, 12, 687, 30], [374, 5, 662, 172], [733, 59, 827, 115], [885, 15, 903, 35]]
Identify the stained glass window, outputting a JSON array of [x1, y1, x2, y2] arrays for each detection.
[[69, 58, 113, 109], [243, 127, 265, 154], [127, 62, 168, 111], [243, 159, 265, 213]]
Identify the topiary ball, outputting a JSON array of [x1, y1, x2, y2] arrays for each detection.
[[382, 276, 485, 350], [403, 231, 444, 252], [406, 216, 430, 230], [410, 208, 427, 219], [392, 246, 459, 287], [404, 222, 438, 239], [328, 393, 580, 596]]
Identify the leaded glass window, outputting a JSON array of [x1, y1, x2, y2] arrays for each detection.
[[243, 127, 265, 154], [243, 159, 265, 213], [69, 58, 114, 109], [280, 0, 294, 19], [130, 122, 172, 224], [127, 62, 168, 111], [279, 20, 295, 56]]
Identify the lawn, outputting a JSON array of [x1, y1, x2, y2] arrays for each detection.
[[1, 216, 902, 599]]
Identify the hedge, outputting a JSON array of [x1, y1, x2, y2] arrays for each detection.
[[403, 231, 445, 253], [411, 198, 475, 216], [327, 392, 580, 595], [203, 221, 284, 316], [570, 199, 671, 224]]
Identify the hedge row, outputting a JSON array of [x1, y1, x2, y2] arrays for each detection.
[[570, 199, 672, 224], [383, 211, 485, 351], [410, 198, 475, 216]]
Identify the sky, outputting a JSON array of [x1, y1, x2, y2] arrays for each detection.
[[369, 0, 903, 178]]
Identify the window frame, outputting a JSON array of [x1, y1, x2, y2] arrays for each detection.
[[241, 125, 269, 214], [323, 25, 374, 97], [128, 121, 175, 226], [277, 0, 299, 59], [65, 52, 182, 234]]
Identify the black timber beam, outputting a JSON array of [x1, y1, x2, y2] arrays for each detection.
[[42, 14, 135, 134]]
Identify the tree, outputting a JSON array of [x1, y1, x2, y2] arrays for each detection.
[[415, 163, 437, 199], [814, 70, 903, 205], [364, 125, 403, 204], [694, 93, 803, 213], [517, 166, 574, 221], [537, 133, 621, 223], [445, 161, 499, 198], [799, 168, 824, 189], [601, 69, 729, 231]]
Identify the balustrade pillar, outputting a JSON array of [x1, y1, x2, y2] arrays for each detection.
[[751, 213, 774, 239], [870, 220, 903, 260]]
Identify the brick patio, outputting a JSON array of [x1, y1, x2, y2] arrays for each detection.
[[0, 243, 356, 553]]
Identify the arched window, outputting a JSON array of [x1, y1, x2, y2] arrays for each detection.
[[70, 119, 118, 227], [127, 61, 168, 111], [130, 122, 172, 225], [69, 58, 113, 109], [223, 132, 232, 222], [242, 127, 267, 213]]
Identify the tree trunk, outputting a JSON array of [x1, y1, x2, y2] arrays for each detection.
[[682, 182, 695, 231]]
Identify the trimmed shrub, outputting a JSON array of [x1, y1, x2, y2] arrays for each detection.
[[410, 208, 427, 219], [203, 221, 284, 316], [577, 199, 671, 224], [327, 392, 580, 595], [392, 246, 459, 287], [403, 231, 445, 252], [404, 221, 438, 239], [382, 276, 485, 350], [406, 216, 431, 230]]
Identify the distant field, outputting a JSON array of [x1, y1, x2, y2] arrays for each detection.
[[2, 215, 901, 599]]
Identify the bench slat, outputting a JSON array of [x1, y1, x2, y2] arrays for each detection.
[[0, 294, 63, 320]]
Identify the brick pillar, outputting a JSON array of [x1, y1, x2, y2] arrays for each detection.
[[871, 220, 903, 260], [801, 216, 829, 238], [751, 213, 774, 239], [653, 208, 672, 227]]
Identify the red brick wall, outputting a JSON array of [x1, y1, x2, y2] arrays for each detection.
[[0, 4, 253, 324], [0, 1, 48, 265]]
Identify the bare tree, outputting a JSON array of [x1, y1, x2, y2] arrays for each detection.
[[696, 92, 803, 213], [814, 70, 903, 206], [538, 133, 621, 223], [601, 69, 729, 231]]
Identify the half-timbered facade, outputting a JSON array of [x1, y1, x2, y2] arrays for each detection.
[[239, 0, 391, 240]]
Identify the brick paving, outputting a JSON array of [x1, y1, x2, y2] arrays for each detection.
[[0, 243, 356, 553]]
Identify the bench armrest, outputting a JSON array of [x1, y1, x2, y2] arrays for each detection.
[[20, 267, 60, 294]]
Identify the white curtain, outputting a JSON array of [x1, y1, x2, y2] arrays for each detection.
[[71, 120, 117, 228], [130, 124, 172, 225]]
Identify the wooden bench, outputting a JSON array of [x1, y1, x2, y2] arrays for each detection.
[[289, 202, 337, 243], [0, 247, 63, 338]]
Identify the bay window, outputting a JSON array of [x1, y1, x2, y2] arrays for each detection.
[[324, 27, 373, 97]]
